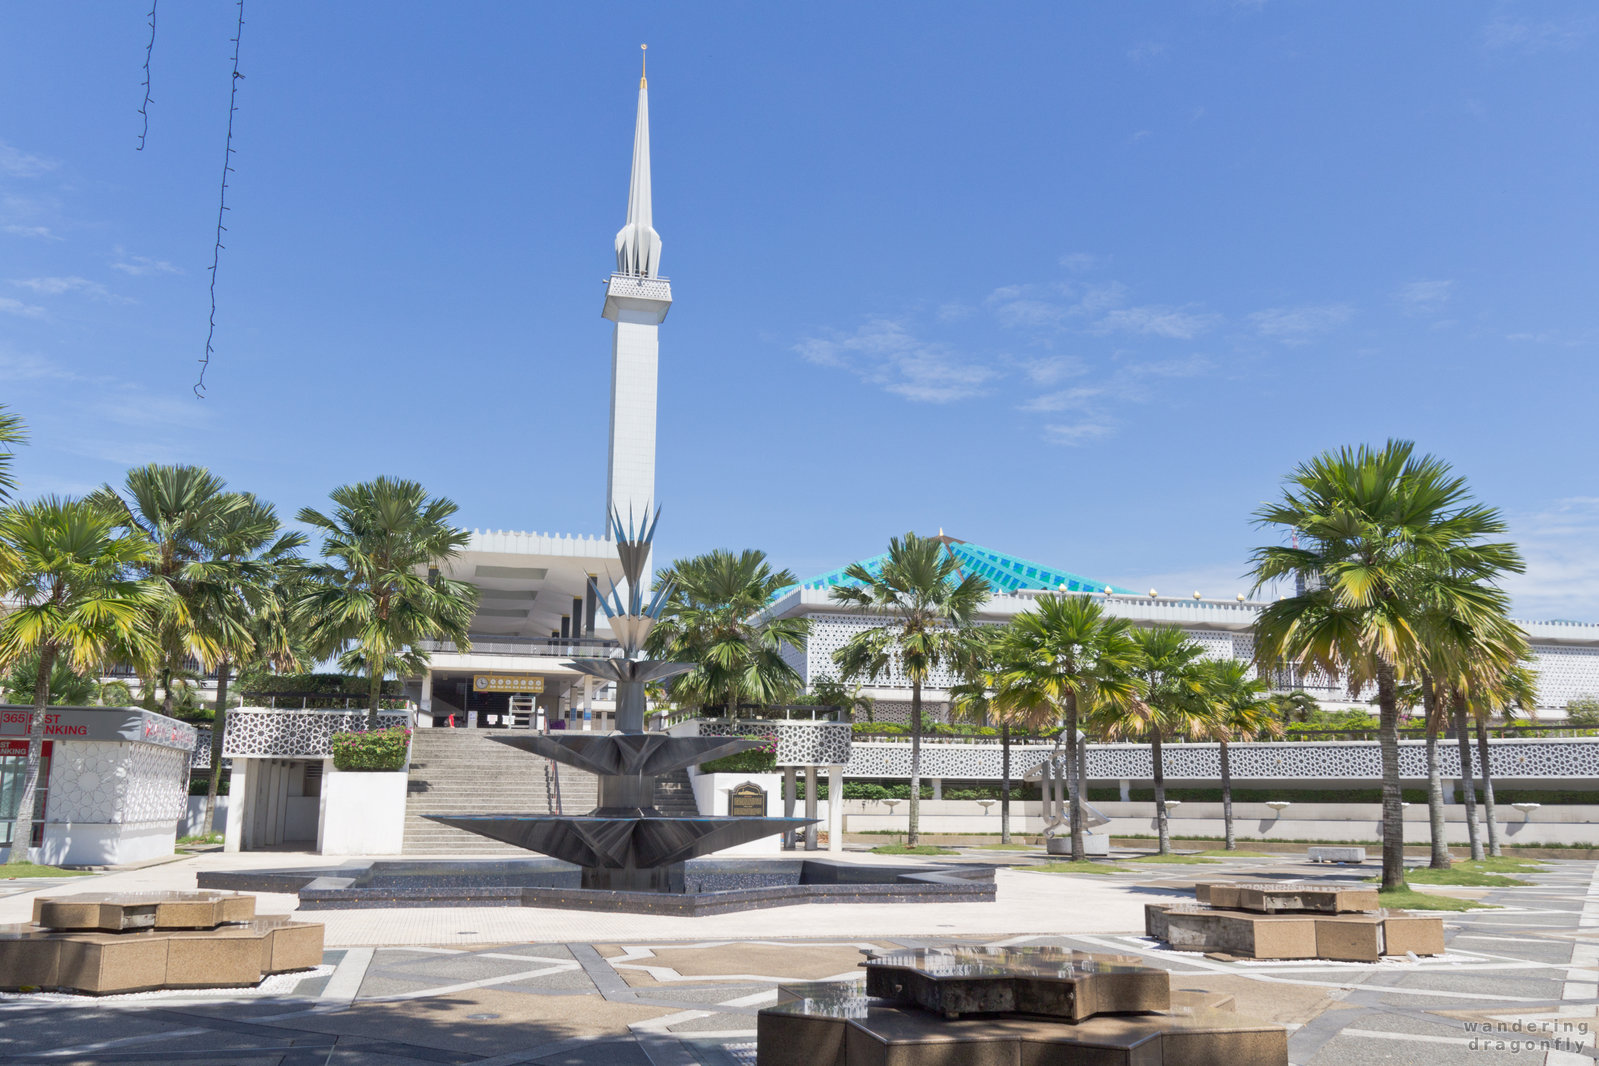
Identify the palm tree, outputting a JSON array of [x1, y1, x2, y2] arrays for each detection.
[[1465, 659, 1535, 858], [192, 496, 307, 834], [1417, 671, 1456, 868], [1249, 441, 1525, 890], [810, 677, 875, 723], [1097, 626, 1211, 856], [297, 477, 478, 727], [645, 549, 809, 719], [0, 405, 27, 504], [1271, 690, 1319, 725], [830, 533, 990, 847], [988, 594, 1141, 860], [90, 464, 244, 715], [0, 498, 162, 865], [948, 630, 1024, 844], [1198, 659, 1279, 851]]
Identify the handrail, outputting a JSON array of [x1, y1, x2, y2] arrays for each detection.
[[418, 636, 621, 658]]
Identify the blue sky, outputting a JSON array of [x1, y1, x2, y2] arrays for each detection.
[[2, 2, 1596, 620]]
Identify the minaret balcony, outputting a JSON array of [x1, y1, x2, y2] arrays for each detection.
[[603, 272, 673, 322]]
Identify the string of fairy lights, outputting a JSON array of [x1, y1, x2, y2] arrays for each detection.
[[136, 1, 155, 151], [195, 0, 245, 399]]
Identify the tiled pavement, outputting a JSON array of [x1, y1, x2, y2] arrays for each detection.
[[0, 850, 1595, 1064]]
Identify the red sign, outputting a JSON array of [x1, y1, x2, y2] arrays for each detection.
[[0, 739, 51, 757]]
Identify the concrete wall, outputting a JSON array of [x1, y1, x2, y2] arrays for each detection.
[[317, 770, 407, 855], [840, 798, 1599, 847], [182, 795, 230, 837]]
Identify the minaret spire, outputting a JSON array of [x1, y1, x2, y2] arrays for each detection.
[[615, 44, 662, 278]]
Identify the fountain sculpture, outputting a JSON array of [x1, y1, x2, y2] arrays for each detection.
[[428, 508, 813, 893]]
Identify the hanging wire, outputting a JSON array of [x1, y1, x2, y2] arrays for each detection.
[[136, 1, 157, 150], [197, 0, 245, 399]]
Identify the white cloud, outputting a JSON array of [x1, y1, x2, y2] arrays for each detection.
[[986, 281, 1127, 330], [1484, 15, 1595, 54], [2, 224, 58, 240], [1127, 41, 1168, 63], [1247, 304, 1353, 343], [1125, 354, 1214, 378], [0, 296, 45, 318], [1017, 355, 1088, 386], [1022, 386, 1102, 414], [1094, 305, 1220, 340], [110, 256, 181, 277], [0, 141, 58, 178], [1502, 497, 1599, 623], [794, 318, 996, 404], [9, 276, 129, 304], [1043, 420, 1117, 446], [1058, 252, 1098, 273], [1395, 279, 1454, 315]]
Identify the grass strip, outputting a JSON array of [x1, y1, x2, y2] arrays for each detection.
[[1124, 854, 1221, 865], [1377, 885, 1492, 911], [0, 862, 92, 878], [1020, 861, 1129, 875], [869, 844, 959, 856]]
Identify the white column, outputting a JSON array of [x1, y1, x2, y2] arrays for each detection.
[[418, 672, 433, 723], [582, 678, 594, 731], [804, 766, 819, 851], [783, 767, 798, 850], [224, 759, 251, 852], [605, 313, 660, 529], [827, 765, 844, 853]]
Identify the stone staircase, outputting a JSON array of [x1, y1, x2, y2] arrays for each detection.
[[653, 768, 702, 817], [401, 729, 599, 855]]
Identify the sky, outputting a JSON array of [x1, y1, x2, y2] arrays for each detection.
[[1, 2, 1597, 621]]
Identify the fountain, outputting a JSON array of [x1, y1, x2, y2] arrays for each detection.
[[426, 508, 813, 893]]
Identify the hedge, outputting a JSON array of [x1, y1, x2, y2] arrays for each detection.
[[698, 733, 778, 774], [331, 726, 412, 771]]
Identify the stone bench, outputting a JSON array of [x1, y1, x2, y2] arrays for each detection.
[[1307, 846, 1366, 864], [1195, 882, 1378, 914], [1145, 902, 1444, 961]]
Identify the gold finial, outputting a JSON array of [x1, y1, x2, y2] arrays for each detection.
[[640, 43, 647, 88]]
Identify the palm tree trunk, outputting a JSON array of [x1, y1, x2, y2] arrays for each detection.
[[1450, 691, 1481, 860], [1152, 727, 1170, 855], [368, 664, 382, 730], [1475, 717, 1501, 857], [5, 645, 57, 866], [1422, 677, 1450, 869], [1220, 738, 1235, 850], [1066, 693, 1084, 861], [161, 663, 174, 716], [1376, 661, 1405, 890], [1000, 722, 1011, 845], [203, 657, 231, 836], [907, 680, 922, 847]]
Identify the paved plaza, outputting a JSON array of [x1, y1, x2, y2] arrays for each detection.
[[0, 847, 1595, 1065]]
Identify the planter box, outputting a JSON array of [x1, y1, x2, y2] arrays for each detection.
[[317, 769, 407, 855]]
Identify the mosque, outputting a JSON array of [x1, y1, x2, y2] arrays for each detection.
[[411, 56, 1599, 730]]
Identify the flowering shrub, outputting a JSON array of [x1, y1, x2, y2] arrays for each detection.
[[331, 726, 412, 771]]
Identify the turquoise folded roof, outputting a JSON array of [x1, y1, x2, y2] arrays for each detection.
[[775, 535, 1131, 599]]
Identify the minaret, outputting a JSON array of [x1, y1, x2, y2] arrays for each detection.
[[604, 44, 671, 535]]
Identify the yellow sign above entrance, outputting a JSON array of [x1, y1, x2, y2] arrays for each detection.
[[472, 674, 546, 694]]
